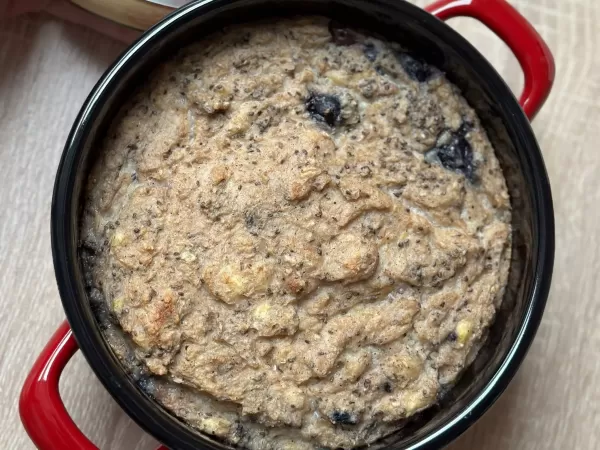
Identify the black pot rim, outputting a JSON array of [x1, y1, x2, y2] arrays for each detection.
[[51, 1, 555, 449]]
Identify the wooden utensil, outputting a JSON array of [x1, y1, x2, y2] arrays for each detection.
[[70, 0, 186, 30]]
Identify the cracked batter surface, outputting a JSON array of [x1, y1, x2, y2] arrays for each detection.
[[80, 18, 511, 450]]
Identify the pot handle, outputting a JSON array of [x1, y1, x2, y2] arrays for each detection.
[[19, 321, 168, 450], [425, 0, 555, 120]]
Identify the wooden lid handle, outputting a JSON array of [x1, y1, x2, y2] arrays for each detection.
[[70, 0, 175, 30]]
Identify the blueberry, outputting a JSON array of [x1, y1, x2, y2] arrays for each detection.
[[396, 52, 434, 82], [383, 381, 393, 393], [456, 121, 473, 137], [306, 93, 342, 127], [437, 138, 474, 176], [364, 42, 378, 62], [447, 331, 458, 341], [426, 127, 476, 181], [330, 410, 358, 425], [328, 20, 357, 46]]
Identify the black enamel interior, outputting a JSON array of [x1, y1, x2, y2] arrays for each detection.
[[51, 1, 554, 449]]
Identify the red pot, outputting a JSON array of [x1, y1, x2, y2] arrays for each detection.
[[20, 0, 555, 449]]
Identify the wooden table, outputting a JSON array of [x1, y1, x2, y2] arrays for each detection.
[[1, 1, 599, 448]]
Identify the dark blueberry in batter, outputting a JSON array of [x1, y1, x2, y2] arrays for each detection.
[[437, 137, 475, 180], [364, 42, 378, 62], [330, 410, 358, 425], [396, 52, 434, 82], [447, 331, 458, 341], [426, 127, 476, 181], [328, 20, 357, 46], [456, 120, 473, 137], [383, 381, 393, 393], [306, 93, 342, 127]]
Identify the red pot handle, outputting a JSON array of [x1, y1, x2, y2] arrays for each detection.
[[19, 321, 168, 450], [425, 0, 555, 120]]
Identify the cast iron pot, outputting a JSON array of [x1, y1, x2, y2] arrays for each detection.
[[20, 0, 555, 449]]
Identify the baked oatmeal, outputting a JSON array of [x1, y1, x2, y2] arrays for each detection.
[[80, 17, 512, 450]]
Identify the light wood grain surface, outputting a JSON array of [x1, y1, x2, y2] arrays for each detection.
[[1, 1, 599, 449]]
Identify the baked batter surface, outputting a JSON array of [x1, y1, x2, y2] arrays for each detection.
[[81, 18, 511, 449]]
